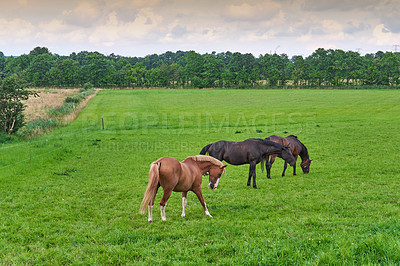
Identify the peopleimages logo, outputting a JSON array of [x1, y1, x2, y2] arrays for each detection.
[[85, 111, 318, 135]]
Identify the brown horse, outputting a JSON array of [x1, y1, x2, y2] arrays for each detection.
[[200, 138, 295, 189], [265, 135, 312, 178], [139, 155, 227, 222]]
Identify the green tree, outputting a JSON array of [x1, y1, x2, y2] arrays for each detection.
[[291, 56, 308, 86], [307, 48, 331, 86], [377, 52, 400, 85], [5, 55, 31, 75], [29, 46, 51, 56], [48, 58, 81, 87], [185, 51, 204, 88], [0, 52, 6, 79], [81, 52, 115, 87], [260, 54, 288, 86], [25, 53, 55, 86], [202, 54, 224, 87], [168, 63, 183, 87], [0, 76, 36, 134]]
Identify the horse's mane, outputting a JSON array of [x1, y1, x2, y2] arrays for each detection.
[[188, 155, 224, 167], [287, 135, 309, 159]]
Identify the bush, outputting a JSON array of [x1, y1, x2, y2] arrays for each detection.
[[65, 96, 80, 104], [48, 103, 75, 116], [0, 76, 36, 134], [25, 118, 58, 130], [0, 131, 17, 143], [83, 82, 94, 91]]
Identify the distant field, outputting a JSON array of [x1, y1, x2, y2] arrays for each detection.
[[1, 89, 400, 264], [23, 88, 79, 122]]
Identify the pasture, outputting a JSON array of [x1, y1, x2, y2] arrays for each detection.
[[1, 89, 400, 264]]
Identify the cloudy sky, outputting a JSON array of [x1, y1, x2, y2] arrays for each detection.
[[1, 0, 400, 57]]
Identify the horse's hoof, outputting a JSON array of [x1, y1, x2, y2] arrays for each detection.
[[148, 219, 153, 223], [253, 186, 258, 189], [267, 177, 271, 179]]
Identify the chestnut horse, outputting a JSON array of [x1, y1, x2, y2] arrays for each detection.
[[265, 135, 312, 178], [139, 155, 227, 222]]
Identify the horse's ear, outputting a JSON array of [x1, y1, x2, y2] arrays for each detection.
[[221, 164, 227, 174]]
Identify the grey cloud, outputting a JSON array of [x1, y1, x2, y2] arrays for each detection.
[[379, 5, 400, 33], [171, 25, 189, 38], [343, 21, 369, 34], [310, 28, 325, 35], [223, 2, 281, 23], [384, 21, 400, 33], [61, 2, 105, 28], [115, 8, 139, 23], [302, 0, 377, 11], [145, 18, 153, 25]]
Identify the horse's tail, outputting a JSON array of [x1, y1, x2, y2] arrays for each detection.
[[139, 162, 161, 214], [261, 156, 265, 173], [200, 143, 212, 155]]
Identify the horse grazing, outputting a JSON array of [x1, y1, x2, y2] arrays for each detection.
[[139, 155, 227, 222], [200, 138, 295, 189], [265, 135, 312, 178]]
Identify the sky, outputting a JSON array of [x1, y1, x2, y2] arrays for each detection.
[[1, 0, 400, 58]]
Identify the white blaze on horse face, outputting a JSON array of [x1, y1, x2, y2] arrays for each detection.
[[148, 205, 153, 223], [208, 178, 220, 190], [181, 197, 187, 217], [214, 178, 220, 189]]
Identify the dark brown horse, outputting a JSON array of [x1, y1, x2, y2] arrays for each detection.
[[200, 138, 295, 189], [265, 135, 312, 178], [139, 155, 227, 222]]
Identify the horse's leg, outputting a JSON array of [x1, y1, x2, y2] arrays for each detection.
[[251, 163, 257, 189], [192, 187, 212, 217], [148, 184, 160, 223], [181, 191, 188, 217], [282, 162, 288, 177], [292, 155, 298, 176], [267, 156, 277, 179], [247, 164, 252, 186], [160, 188, 173, 221]]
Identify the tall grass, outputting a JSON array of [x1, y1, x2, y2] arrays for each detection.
[[1, 89, 400, 264], [19, 88, 95, 137]]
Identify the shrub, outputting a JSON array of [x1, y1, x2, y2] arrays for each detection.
[[83, 82, 94, 91], [16, 118, 59, 137], [48, 103, 75, 116], [65, 96, 80, 104], [0, 131, 17, 143], [0, 76, 36, 134]]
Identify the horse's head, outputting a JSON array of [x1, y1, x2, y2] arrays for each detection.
[[300, 159, 312, 173], [281, 145, 296, 166], [208, 164, 227, 190]]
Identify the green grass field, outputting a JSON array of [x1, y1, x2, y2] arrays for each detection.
[[1, 89, 400, 264]]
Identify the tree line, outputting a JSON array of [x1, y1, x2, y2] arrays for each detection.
[[1, 47, 400, 88]]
